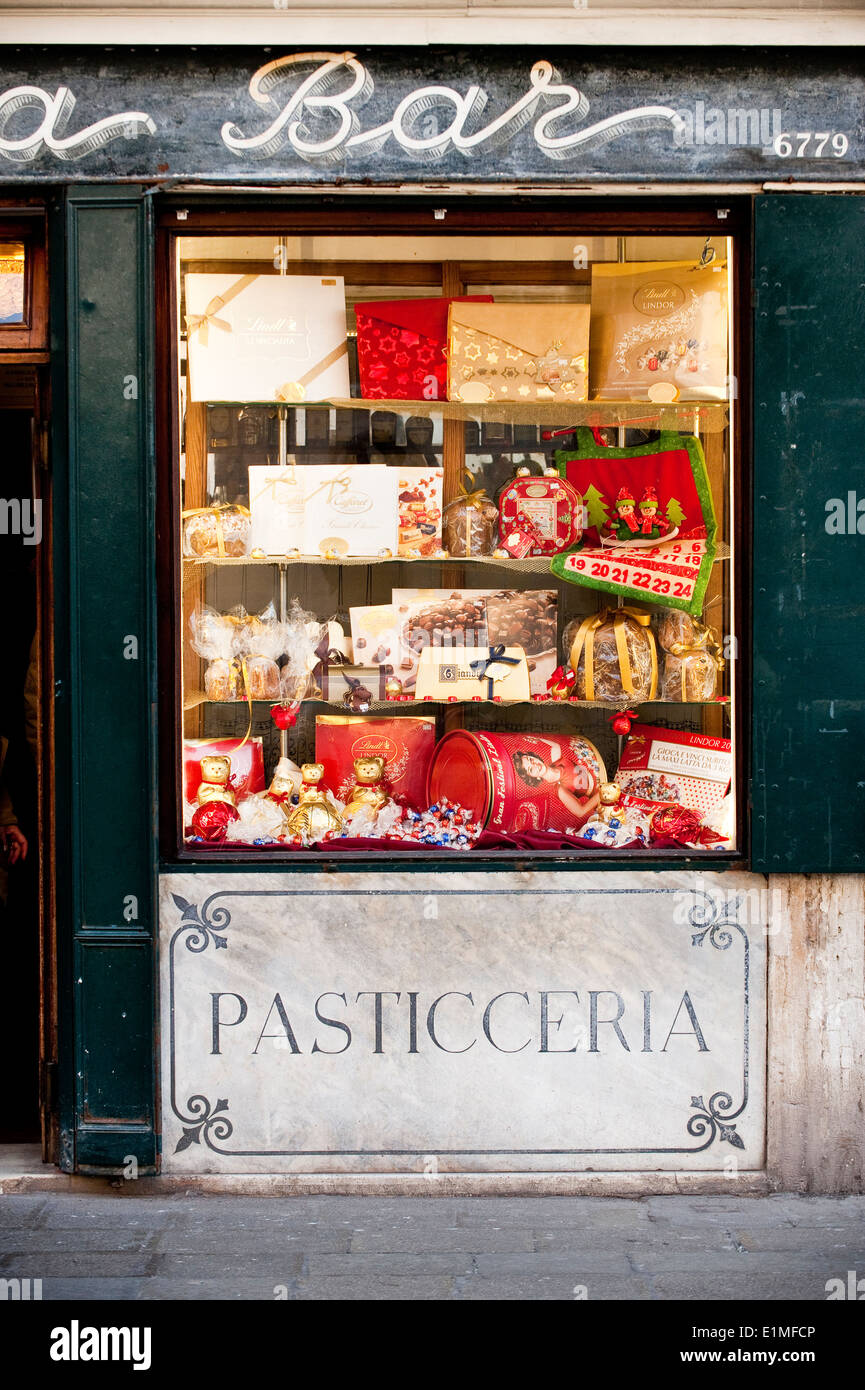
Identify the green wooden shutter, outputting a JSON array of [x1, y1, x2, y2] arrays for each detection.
[[52, 187, 157, 1171], [752, 193, 865, 872]]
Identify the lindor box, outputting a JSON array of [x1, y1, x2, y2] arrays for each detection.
[[302, 464, 399, 557], [185, 272, 350, 404], [315, 714, 436, 811], [615, 723, 731, 814], [248, 464, 305, 555]]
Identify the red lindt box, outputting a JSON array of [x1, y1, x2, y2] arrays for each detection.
[[615, 723, 731, 814], [183, 737, 265, 804], [354, 295, 493, 400], [315, 714, 437, 810]]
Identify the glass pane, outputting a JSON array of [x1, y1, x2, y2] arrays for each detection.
[[173, 228, 737, 860], [0, 242, 25, 324]]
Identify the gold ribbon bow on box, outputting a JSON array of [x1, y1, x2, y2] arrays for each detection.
[[568, 606, 658, 702], [667, 620, 725, 701], [275, 340, 349, 404], [185, 274, 258, 346]]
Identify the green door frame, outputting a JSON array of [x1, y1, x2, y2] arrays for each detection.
[[51, 185, 158, 1173]]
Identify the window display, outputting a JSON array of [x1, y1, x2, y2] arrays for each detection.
[[172, 225, 738, 859]]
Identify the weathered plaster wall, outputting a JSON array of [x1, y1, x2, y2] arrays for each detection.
[[767, 874, 865, 1194]]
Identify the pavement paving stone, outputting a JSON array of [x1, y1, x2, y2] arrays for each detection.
[[147, 1252, 306, 1279], [135, 1279, 289, 1301], [649, 1273, 837, 1301], [305, 1251, 476, 1277], [0, 1229, 157, 1254], [454, 1274, 650, 1301], [39, 1278, 148, 1301], [152, 1227, 352, 1255], [629, 1249, 859, 1275], [292, 1275, 455, 1300], [0, 1252, 159, 1278], [474, 1251, 632, 1276], [0, 1196, 48, 1227], [349, 1224, 534, 1253]]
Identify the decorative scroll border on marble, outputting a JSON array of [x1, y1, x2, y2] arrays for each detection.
[[166, 887, 751, 1159]]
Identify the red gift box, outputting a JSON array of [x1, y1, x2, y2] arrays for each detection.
[[615, 723, 731, 815], [183, 737, 265, 804], [355, 296, 493, 401]]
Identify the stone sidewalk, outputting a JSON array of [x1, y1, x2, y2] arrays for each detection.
[[1, 1193, 864, 1300]]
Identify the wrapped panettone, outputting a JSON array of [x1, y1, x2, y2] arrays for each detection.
[[567, 606, 658, 703], [183, 504, 250, 559], [442, 488, 498, 557], [657, 612, 724, 701]]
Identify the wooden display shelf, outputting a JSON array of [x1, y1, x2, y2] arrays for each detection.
[[211, 395, 730, 433], [183, 691, 731, 714], [183, 540, 731, 568]]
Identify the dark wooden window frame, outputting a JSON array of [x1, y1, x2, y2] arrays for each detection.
[[154, 194, 751, 873]]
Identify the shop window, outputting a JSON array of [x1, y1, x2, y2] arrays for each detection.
[[169, 221, 740, 862], [0, 219, 48, 353]]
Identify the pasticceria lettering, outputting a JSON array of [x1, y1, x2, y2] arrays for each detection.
[[209, 987, 710, 1057]]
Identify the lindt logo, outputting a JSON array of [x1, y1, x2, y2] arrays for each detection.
[[633, 282, 686, 316], [352, 735, 397, 759]]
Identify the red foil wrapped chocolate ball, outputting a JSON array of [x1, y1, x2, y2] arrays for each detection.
[[191, 800, 240, 842]]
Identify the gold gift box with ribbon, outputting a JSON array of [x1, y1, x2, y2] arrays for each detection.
[[185, 272, 350, 404], [447, 302, 590, 404]]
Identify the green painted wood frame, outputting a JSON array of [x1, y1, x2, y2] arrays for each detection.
[[51, 186, 158, 1173], [751, 194, 865, 872]]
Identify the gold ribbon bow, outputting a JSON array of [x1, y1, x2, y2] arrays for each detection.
[[182, 503, 250, 559], [275, 340, 349, 403], [668, 621, 725, 701], [569, 606, 658, 702], [185, 274, 258, 345]]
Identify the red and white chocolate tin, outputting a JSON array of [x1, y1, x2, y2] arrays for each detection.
[[498, 475, 584, 556], [427, 729, 606, 835]]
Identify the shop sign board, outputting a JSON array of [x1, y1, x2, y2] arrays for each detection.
[[0, 48, 862, 183], [160, 870, 766, 1173]]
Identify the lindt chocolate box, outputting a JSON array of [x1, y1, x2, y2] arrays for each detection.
[[315, 714, 437, 811], [615, 723, 731, 814]]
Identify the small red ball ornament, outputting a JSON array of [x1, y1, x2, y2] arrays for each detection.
[[609, 709, 637, 737], [271, 702, 299, 731]]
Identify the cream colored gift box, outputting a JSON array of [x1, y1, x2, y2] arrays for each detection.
[[415, 646, 531, 701], [185, 272, 350, 404], [302, 465, 399, 557], [248, 464, 306, 555], [447, 302, 590, 403]]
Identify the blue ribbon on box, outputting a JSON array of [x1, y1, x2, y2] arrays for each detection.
[[469, 644, 521, 699]]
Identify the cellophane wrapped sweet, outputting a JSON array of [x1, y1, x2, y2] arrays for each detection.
[[189, 604, 244, 702], [662, 648, 718, 701], [235, 602, 284, 700], [442, 490, 498, 557], [280, 599, 322, 702], [570, 612, 657, 702], [183, 504, 250, 559], [656, 608, 700, 652]]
